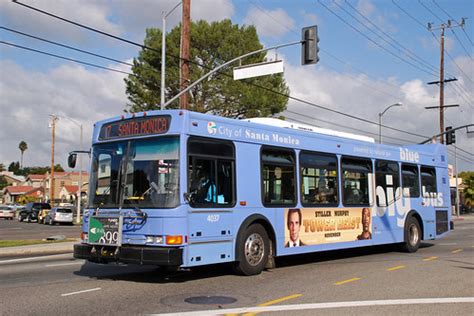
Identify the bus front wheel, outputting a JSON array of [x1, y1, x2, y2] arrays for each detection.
[[400, 216, 421, 253], [234, 224, 269, 276]]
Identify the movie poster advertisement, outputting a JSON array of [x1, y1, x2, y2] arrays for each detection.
[[284, 207, 372, 247]]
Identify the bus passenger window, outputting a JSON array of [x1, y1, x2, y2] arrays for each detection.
[[421, 166, 437, 196], [188, 137, 235, 208], [402, 164, 420, 198], [261, 147, 296, 206], [300, 152, 338, 206], [341, 157, 372, 206], [375, 160, 400, 206]]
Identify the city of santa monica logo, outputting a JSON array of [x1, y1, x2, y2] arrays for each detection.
[[207, 121, 217, 134]]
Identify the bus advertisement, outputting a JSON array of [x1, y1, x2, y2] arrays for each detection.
[[72, 110, 452, 275]]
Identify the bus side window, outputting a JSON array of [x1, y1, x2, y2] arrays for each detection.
[[401, 164, 420, 198], [261, 147, 296, 206], [421, 166, 437, 196], [375, 160, 400, 206], [341, 157, 372, 206], [187, 137, 235, 208]]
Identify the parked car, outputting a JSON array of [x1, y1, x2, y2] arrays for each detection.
[[18, 202, 51, 222], [44, 207, 74, 225], [0, 205, 15, 220]]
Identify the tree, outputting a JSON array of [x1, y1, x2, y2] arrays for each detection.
[[0, 176, 7, 190], [0, 163, 5, 172], [18, 141, 28, 169], [459, 171, 474, 209], [8, 161, 20, 174], [125, 19, 289, 118]]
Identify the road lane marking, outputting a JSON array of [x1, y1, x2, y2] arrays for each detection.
[[423, 256, 438, 261], [45, 262, 83, 267], [242, 294, 302, 316], [452, 248, 463, 254], [387, 265, 405, 271], [61, 287, 101, 297], [152, 297, 474, 316], [334, 277, 361, 285]]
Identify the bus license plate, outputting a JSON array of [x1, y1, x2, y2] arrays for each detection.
[[88, 216, 123, 246]]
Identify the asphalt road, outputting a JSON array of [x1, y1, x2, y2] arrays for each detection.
[[0, 216, 472, 315], [0, 218, 81, 240]]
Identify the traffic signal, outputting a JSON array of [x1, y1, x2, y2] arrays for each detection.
[[301, 25, 319, 65], [445, 126, 456, 145]]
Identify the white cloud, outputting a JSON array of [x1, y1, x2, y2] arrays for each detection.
[[0, 59, 128, 169], [356, 0, 375, 16], [0, 0, 121, 43], [243, 7, 295, 38]]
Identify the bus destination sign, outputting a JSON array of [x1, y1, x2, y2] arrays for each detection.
[[99, 115, 171, 140]]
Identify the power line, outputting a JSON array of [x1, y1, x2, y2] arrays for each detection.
[[318, 0, 437, 77], [419, 0, 472, 59], [0, 40, 134, 76], [11, 0, 430, 140], [334, 0, 439, 74], [392, 0, 473, 86], [1, 26, 133, 67], [344, 0, 441, 74]]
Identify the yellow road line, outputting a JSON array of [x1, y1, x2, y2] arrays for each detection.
[[452, 248, 463, 254], [242, 294, 302, 316], [423, 256, 438, 261], [387, 265, 406, 271], [334, 277, 361, 285]]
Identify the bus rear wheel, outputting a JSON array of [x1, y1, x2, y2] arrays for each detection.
[[234, 224, 269, 276], [400, 216, 421, 253]]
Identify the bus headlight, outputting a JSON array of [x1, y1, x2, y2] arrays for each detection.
[[146, 236, 163, 244]]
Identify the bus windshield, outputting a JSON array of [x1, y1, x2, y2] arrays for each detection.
[[88, 136, 179, 209]]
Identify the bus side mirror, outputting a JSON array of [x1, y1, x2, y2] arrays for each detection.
[[68, 153, 77, 168]]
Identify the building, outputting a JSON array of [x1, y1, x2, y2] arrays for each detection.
[[43, 171, 89, 203], [2, 186, 44, 204]]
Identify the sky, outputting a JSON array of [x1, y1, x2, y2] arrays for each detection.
[[0, 0, 473, 172]]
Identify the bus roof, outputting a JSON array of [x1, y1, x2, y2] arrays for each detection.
[[243, 117, 375, 143]]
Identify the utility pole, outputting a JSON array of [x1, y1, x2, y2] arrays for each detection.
[[49, 115, 58, 204], [179, 0, 190, 110], [428, 19, 465, 144]]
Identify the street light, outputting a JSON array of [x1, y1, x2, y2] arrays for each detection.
[[161, 1, 182, 110], [379, 102, 402, 144], [57, 115, 83, 224]]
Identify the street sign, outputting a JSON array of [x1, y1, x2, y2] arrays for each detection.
[[233, 60, 284, 80]]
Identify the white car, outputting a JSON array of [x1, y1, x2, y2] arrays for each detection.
[[0, 205, 15, 220], [45, 207, 74, 225]]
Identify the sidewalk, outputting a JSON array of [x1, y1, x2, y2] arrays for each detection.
[[0, 240, 78, 258]]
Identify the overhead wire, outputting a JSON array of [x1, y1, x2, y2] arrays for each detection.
[[419, 0, 472, 59], [0, 40, 134, 76], [1, 25, 133, 67], [334, 0, 439, 74], [392, 0, 474, 102], [10, 0, 431, 140], [317, 0, 438, 77]]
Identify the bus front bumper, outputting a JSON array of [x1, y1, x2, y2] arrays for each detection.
[[74, 243, 183, 266]]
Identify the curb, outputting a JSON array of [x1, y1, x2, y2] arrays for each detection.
[[0, 241, 77, 259]]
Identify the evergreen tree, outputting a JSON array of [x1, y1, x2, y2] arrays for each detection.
[[125, 19, 289, 118]]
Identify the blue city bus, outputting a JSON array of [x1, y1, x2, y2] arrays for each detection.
[[71, 110, 452, 275]]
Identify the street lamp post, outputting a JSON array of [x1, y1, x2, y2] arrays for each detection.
[[161, 1, 182, 110], [379, 102, 402, 144], [58, 115, 83, 224]]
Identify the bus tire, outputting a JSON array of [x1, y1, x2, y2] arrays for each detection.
[[400, 216, 421, 253], [233, 223, 269, 276]]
